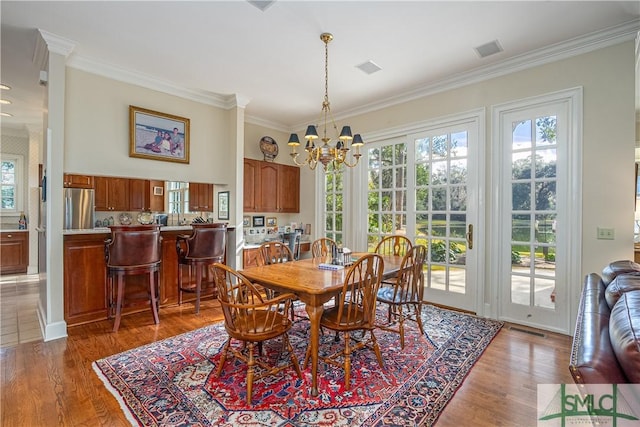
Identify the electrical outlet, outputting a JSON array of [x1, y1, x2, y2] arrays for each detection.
[[597, 227, 615, 240]]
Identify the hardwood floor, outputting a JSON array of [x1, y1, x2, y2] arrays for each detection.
[[0, 294, 575, 426]]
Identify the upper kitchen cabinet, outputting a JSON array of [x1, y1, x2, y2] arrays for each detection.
[[129, 179, 165, 212], [95, 176, 129, 211], [188, 182, 213, 212], [243, 158, 300, 213], [243, 158, 259, 212], [63, 174, 94, 189]]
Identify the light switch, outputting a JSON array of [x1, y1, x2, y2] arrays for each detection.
[[597, 227, 615, 240]]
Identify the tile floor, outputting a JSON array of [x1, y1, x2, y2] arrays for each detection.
[[0, 273, 43, 348]]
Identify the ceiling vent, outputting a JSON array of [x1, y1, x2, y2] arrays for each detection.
[[247, 0, 276, 12], [356, 60, 382, 75], [474, 40, 503, 58]]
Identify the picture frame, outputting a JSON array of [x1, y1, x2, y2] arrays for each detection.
[[266, 217, 277, 227], [153, 186, 164, 196], [252, 215, 265, 227], [129, 105, 190, 164], [218, 191, 229, 220], [243, 216, 251, 227]]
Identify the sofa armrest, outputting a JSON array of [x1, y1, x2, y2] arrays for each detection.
[[569, 273, 627, 384]]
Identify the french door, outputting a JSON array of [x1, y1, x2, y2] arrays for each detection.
[[364, 113, 483, 313], [492, 89, 581, 333]]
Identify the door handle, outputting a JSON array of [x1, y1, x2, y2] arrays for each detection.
[[466, 224, 473, 250]]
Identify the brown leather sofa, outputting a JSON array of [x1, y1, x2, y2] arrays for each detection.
[[570, 260, 640, 384]]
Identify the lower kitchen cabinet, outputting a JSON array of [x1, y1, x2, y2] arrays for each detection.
[[63, 229, 228, 326], [0, 231, 29, 275]]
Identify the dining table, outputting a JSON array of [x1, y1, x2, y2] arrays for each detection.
[[240, 252, 404, 397]]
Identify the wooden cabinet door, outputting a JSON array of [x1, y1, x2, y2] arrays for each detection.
[[94, 176, 109, 211], [109, 178, 129, 211], [243, 159, 259, 212], [189, 182, 213, 212], [149, 180, 165, 212], [95, 177, 130, 211], [0, 231, 28, 275], [63, 234, 109, 325], [129, 179, 148, 211], [63, 174, 94, 188], [258, 162, 279, 212], [278, 164, 300, 213]]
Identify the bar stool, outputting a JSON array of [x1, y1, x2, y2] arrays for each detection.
[[105, 225, 162, 332], [176, 223, 227, 313]]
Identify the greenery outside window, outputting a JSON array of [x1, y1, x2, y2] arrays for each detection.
[[1, 154, 23, 214]]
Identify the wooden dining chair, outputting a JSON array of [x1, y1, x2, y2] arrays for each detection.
[[257, 241, 299, 320], [311, 237, 337, 258], [212, 263, 302, 405], [375, 244, 427, 349], [304, 253, 385, 391], [375, 235, 413, 288], [375, 235, 413, 257]]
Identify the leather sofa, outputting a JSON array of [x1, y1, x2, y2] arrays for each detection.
[[570, 260, 640, 384]]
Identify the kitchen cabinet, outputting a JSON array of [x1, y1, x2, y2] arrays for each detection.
[[188, 182, 214, 212], [0, 231, 28, 275], [243, 158, 259, 212], [243, 159, 300, 213], [95, 176, 129, 211], [63, 233, 109, 325], [63, 174, 94, 189], [129, 179, 165, 211]]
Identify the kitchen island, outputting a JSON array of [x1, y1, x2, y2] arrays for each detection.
[[63, 225, 234, 326]]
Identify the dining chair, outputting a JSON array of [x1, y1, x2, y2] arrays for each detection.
[[304, 253, 385, 390], [375, 244, 427, 349], [375, 235, 413, 257], [311, 237, 337, 258], [176, 223, 227, 314], [212, 263, 302, 405], [105, 225, 162, 332], [256, 241, 300, 321], [375, 234, 413, 288]]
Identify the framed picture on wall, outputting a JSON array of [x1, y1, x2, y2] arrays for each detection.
[[243, 216, 251, 227], [218, 191, 229, 220], [266, 217, 277, 227], [252, 216, 265, 227], [129, 105, 190, 164]]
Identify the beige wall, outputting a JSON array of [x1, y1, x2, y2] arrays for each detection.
[[346, 41, 636, 282], [65, 69, 233, 185]]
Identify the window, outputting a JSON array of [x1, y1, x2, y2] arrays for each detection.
[[322, 163, 344, 245], [1, 154, 23, 213], [167, 181, 188, 214]]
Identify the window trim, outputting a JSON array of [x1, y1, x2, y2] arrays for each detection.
[[1, 153, 24, 215]]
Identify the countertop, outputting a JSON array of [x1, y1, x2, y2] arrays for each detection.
[[62, 225, 232, 235], [1, 228, 28, 233]]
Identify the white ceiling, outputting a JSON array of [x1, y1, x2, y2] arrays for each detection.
[[1, 1, 639, 133]]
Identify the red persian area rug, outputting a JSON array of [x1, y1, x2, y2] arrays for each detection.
[[93, 304, 502, 426]]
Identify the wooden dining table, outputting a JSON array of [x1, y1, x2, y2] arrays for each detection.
[[240, 252, 404, 397]]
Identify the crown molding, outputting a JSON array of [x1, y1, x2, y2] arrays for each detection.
[[67, 55, 232, 109], [244, 114, 291, 134], [303, 19, 640, 130]]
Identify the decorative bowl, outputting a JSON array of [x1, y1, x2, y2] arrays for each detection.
[[137, 212, 154, 225]]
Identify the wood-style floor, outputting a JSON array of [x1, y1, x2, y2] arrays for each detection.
[[1, 297, 574, 426]]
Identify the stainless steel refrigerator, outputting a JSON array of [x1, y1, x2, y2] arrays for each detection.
[[64, 188, 95, 229]]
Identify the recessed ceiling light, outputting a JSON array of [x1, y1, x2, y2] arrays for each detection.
[[474, 40, 503, 58], [0, 99, 11, 105], [0, 112, 13, 117], [0, 84, 10, 90]]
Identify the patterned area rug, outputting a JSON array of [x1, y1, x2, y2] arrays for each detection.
[[93, 305, 502, 426]]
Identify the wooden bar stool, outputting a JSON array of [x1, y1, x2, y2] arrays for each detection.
[[176, 223, 227, 313], [105, 225, 162, 332]]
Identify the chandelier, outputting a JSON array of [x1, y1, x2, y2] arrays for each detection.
[[288, 33, 364, 172]]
